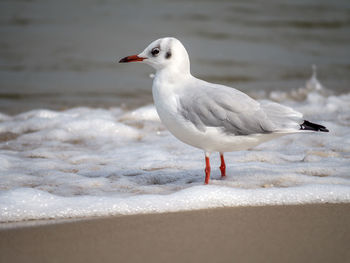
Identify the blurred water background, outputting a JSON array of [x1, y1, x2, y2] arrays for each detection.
[[0, 0, 349, 114]]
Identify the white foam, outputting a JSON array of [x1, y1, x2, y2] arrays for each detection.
[[1, 184, 349, 222], [0, 75, 350, 222]]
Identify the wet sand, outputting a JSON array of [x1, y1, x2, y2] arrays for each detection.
[[1, 203, 349, 263]]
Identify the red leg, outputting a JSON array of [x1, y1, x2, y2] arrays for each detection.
[[220, 153, 226, 177], [204, 155, 211, 184]]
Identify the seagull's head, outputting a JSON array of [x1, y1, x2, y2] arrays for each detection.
[[119, 37, 190, 73]]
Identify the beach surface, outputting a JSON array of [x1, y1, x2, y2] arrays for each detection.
[[1, 203, 350, 263]]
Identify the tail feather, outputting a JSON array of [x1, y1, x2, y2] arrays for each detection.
[[300, 120, 329, 132]]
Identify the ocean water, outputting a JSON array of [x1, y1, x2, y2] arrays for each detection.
[[1, 0, 350, 113], [0, 0, 350, 222], [1, 73, 350, 222]]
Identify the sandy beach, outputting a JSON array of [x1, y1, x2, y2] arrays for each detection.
[[1, 203, 349, 263]]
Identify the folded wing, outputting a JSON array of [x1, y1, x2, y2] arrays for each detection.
[[178, 80, 303, 135]]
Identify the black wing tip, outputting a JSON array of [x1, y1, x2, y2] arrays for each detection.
[[300, 120, 329, 132]]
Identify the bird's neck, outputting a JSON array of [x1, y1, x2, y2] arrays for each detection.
[[152, 67, 192, 106], [155, 65, 191, 85]]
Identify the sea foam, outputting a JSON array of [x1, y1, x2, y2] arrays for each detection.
[[0, 75, 350, 222]]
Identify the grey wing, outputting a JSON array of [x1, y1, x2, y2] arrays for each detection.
[[178, 83, 277, 135]]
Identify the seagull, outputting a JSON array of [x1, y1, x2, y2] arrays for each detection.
[[119, 37, 329, 184]]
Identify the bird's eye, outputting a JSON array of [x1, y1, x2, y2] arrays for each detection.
[[151, 47, 160, 56]]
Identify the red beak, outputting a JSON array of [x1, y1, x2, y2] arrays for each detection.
[[119, 54, 145, 63]]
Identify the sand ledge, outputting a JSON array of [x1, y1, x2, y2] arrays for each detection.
[[1, 203, 349, 263]]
